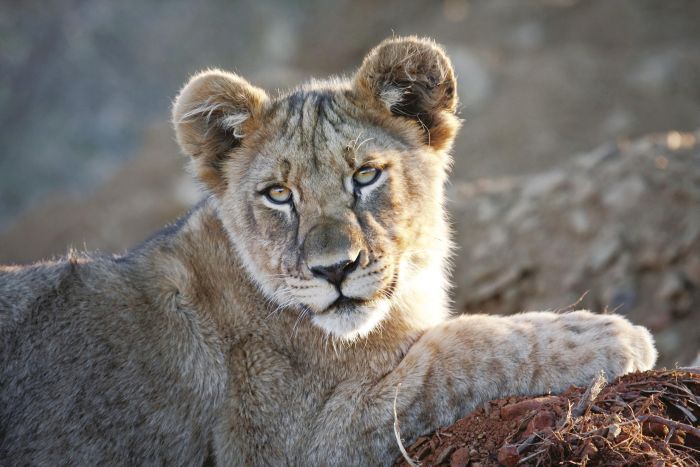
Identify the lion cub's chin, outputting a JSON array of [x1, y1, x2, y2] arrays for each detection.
[[310, 299, 392, 341]]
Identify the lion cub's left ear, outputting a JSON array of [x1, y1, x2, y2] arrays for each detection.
[[172, 70, 268, 194], [354, 36, 460, 151]]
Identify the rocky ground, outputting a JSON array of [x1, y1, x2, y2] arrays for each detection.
[[395, 369, 700, 466], [451, 130, 700, 368]]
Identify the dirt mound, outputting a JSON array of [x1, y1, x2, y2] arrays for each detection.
[[395, 369, 700, 466]]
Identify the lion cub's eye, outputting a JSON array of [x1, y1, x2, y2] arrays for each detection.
[[264, 185, 292, 204], [352, 166, 381, 187]]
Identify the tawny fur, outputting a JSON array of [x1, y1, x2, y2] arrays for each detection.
[[0, 37, 656, 465]]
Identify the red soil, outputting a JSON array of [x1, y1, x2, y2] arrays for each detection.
[[396, 369, 700, 466]]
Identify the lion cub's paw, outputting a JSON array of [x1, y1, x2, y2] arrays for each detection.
[[566, 310, 657, 377], [609, 319, 657, 373]]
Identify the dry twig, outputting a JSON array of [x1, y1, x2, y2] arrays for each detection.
[[573, 372, 607, 418], [637, 414, 700, 439]]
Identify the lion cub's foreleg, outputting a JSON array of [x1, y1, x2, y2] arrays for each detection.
[[310, 310, 656, 463]]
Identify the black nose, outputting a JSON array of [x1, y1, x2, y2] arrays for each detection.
[[310, 255, 361, 286]]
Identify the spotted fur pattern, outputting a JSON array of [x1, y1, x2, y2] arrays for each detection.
[[0, 37, 656, 465]]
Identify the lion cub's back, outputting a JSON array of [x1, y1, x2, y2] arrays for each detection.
[[0, 255, 226, 465], [0, 259, 69, 330]]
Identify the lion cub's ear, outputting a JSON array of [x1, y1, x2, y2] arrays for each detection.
[[172, 70, 268, 194], [354, 36, 460, 151]]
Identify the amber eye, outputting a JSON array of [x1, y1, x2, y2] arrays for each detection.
[[264, 185, 292, 204], [352, 166, 381, 187]]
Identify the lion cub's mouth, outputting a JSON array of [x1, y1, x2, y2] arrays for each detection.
[[322, 275, 398, 314], [324, 295, 368, 314], [291, 263, 399, 339]]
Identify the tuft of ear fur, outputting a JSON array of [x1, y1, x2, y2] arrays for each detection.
[[354, 36, 460, 151], [172, 70, 268, 194]]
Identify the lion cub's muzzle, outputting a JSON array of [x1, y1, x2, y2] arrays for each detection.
[[284, 218, 395, 338], [302, 219, 366, 281], [290, 217, 392, 313]]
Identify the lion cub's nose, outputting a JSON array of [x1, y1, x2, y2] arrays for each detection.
[[310, 255, 361, 286]]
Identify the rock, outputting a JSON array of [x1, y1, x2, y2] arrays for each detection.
[[602, 176, 647, 211], [568, 209, 592, 235], [607, 424, 622, 440], [449, 447, 470, 467], [524, 410, 556, 437], [587, 234, 621, 271], [499, 396, 559, 420], [496, 445, 520, 467], [642, 421, 669, 437], [520, 170, 566, 199]]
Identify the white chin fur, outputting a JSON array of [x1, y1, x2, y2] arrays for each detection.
[[311, 300, 391, 341]]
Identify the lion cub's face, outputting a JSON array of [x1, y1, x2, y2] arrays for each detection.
[[173, 37, 459, 339]]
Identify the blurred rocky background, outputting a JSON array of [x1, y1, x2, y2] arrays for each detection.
[[1, 0, 698, 366]]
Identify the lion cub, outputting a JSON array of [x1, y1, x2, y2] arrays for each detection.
[[0, 37, 655, 465]]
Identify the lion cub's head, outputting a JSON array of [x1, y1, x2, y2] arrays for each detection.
[[172, 37, 459, 340]]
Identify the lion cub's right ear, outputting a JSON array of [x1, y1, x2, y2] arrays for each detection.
[[172, 70, 268, 194]]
